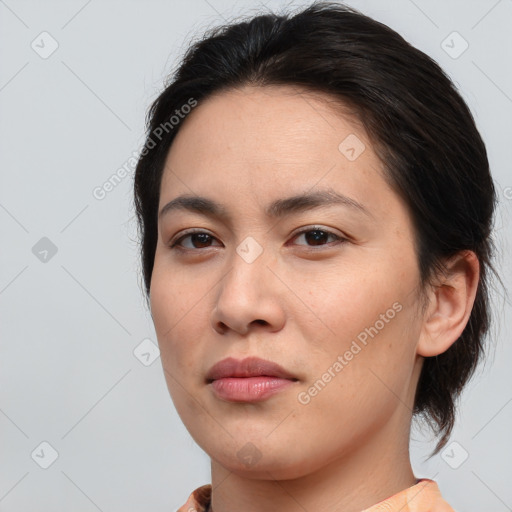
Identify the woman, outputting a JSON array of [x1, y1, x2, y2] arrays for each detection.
[[133, 2, 497, 511]]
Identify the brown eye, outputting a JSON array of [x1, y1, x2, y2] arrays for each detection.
[[171, 231, 221, 250], [292, 227, 345, 247], [170, 226, 347, 252]]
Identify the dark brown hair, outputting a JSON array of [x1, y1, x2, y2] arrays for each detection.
[[133, 1, 498, 455]]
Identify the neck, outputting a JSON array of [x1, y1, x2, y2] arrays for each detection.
[[209, 407, 417, 512]]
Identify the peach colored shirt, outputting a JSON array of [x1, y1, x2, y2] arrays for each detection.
[[177, 478, 454, 512]]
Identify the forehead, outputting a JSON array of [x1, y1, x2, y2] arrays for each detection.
[[168, 85, 366, 161], [159, 85, 400, 222]]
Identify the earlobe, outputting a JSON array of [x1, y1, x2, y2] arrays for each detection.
[[416, 251, 480, 358]]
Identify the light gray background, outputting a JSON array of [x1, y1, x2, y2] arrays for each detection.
[[1, 0, 511, 510]]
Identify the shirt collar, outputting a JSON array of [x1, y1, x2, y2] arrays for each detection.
[[177, 478, 453, 512]]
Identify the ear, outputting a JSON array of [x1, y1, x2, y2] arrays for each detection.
[[416, 250, 480, 357]]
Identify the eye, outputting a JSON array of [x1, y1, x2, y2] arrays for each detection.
[[169, 226, 347, 251], [290, 226, 346, 248], [170, 230, 221, 250]]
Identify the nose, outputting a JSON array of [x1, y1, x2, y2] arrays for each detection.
[[210, 248, 286, 336]]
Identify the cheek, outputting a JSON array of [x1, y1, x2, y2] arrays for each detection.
[[150, 272, 204, 416], [296, 258, 420, 399], [294, 307, 418, 436], [150, 257, 202, 337], [293, 263, 404, 347], [149, 258, 228, 396], [150, 264, 200, 376]]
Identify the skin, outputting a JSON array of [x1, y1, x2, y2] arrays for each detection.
[[149, 85, 480, 512]]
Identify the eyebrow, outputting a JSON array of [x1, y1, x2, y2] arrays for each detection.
[[158, 188, 373, 221]]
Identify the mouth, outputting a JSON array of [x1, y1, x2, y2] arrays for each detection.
[[206, 356, 299, 402]]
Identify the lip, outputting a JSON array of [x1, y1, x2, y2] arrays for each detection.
[[206, 356, 298, 381], [206, 356, 299, 402]]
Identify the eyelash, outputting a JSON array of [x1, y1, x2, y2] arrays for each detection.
[[169, 226, 348, 252]]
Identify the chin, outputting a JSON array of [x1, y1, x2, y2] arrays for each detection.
[[204, 436, 320, 480]]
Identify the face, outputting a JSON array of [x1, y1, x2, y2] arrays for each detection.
[[150, 85, 425, 480]]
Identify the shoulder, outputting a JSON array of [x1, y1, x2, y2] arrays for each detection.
[[363, 478, 455, 512], [406, 479, 455, 512], [177, 484, 212, 512]]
